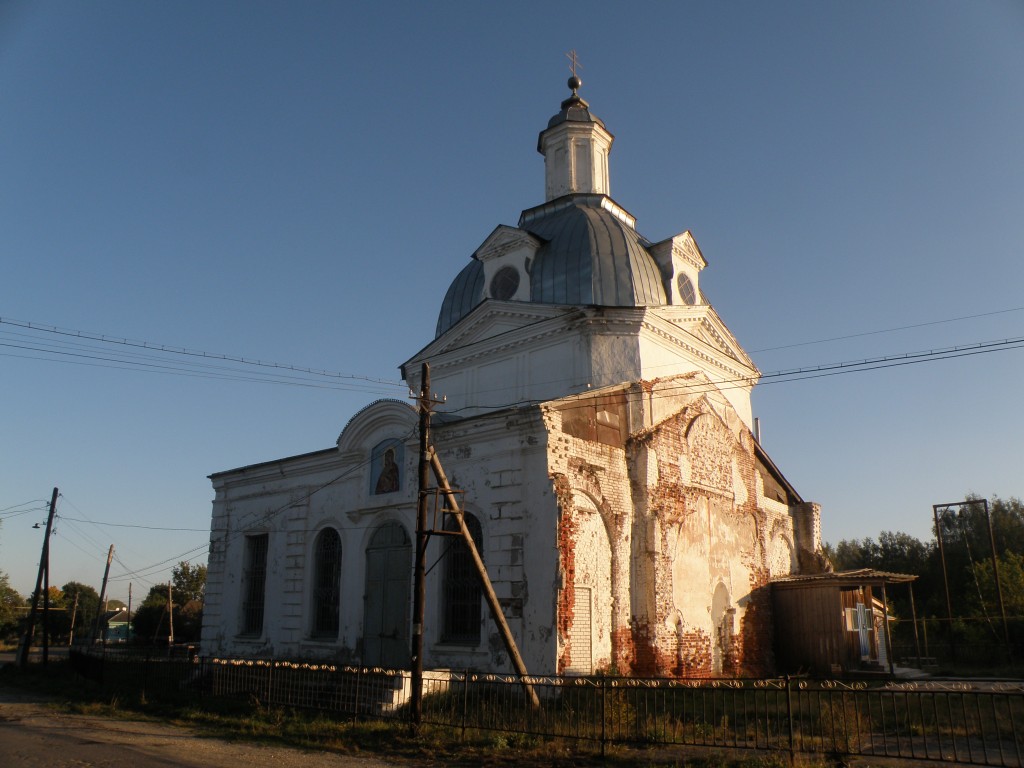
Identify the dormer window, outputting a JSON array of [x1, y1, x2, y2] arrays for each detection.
[[677, 274, 697, 305], [489, 266, 520, 300]]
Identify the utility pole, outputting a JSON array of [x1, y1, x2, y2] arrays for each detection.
[[43, 518, 51, 666], [933, 504, 956, 664], [168, 583, 175, 647], [92, 545, 114, 643], [68, 592, 79, 647], [982, 499, 1013, 664], [411, 362, 432, 728], [18, 487, 58, 667], [127, 583, 133, 642], [932, 498, 1012, 666]]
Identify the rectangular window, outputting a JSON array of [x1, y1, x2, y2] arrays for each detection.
[[240, 533, 268, 636], [442, 515, 483, 644]]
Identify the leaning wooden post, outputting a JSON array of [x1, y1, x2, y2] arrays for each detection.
[[907, 581, 922, 664], [429, 449, 540, 709]]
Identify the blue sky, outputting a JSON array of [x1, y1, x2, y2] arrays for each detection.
[[2, 2, 1022, 603]]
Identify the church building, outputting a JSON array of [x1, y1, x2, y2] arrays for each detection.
[[201, 75, 829, 678]]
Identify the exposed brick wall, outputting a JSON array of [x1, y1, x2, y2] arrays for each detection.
[[546, 375, 814, 679], [552, 472, 577, 674]]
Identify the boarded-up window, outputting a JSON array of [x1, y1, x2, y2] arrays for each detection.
[[566, 586, 593, 674]]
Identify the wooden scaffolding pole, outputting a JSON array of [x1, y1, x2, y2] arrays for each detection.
[[429, 449, 540, 709]]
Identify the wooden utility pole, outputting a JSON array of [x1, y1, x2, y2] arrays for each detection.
[[92, 545, 114, 643], [18, 487, 58, 667], [43, 519, 51, 665], [167, 583, 175, 646], [430, 451, 540, 709], [127, 583, 133, 642], [411, 362, 431, 728], [68, 592, 79, 646]]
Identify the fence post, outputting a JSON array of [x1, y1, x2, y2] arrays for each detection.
[[600, 675, 607, 758], [353, 667, 361, 721], [785, 676, 795, 766], [460, 669, 470, 742]]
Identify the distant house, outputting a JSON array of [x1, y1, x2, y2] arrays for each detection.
[[100, 609, 130, 643], [201, 75, 830, 678], [772, 569, 918, 676]]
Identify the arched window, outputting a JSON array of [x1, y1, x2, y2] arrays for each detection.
[[312, 528, 342, 638], [442, 513, 483, 645]]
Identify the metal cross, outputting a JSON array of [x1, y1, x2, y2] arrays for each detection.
[[566, 49, 582, 77]]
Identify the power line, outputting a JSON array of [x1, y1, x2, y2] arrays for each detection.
[[0, 499, 49, 514], [749, 305, 1024, 354], [58, 516, 208, 532], [0, 317, 405, 389], [0, 342, 399, 394]]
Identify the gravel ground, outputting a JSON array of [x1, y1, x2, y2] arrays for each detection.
[[0, 687, 405, 768]]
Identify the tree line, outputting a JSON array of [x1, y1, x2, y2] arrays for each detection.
[[0, 561, 206, 646], [825, 495, 1024, 660]]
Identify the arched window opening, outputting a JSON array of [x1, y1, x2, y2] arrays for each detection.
[[442, 513, 483, 645], [312, 528, 342, 638]]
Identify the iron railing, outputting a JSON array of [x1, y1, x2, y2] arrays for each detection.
[[68, 648, 1024, 767]]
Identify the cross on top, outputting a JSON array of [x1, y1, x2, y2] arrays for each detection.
[[566, 49, 582, 78]]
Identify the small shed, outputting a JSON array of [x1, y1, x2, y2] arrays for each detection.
[[772, 569, 918, 677]]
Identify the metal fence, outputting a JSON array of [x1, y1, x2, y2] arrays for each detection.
[[68, 648, 1024, 766]]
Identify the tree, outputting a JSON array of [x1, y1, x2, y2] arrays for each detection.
[[62, 581, 101, 641], [130, 563, 206, 644], [130, 584, 169, 643], [172, 561, 206, 603], [0, 572, 26, 641]]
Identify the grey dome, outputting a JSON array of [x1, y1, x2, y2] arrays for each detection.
[[435, 194, 667, 338], [436, 258, 484, 338], [524, 196, 665, 306]]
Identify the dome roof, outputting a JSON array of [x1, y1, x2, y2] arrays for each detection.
[[434, 80, 668, 339], [524, 195, 665, 306], [436, 258, 484, 338], [435, 195, 667, 338]]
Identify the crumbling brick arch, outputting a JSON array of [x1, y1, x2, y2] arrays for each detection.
[[711, 581, 736, 675], [767, 518, 796, 577], [553, 472, 618, 675]]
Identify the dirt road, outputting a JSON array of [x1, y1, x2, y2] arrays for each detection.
[[0, 690, 402, 768]]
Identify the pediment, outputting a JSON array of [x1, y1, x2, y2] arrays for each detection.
[[649, 308, 757, 374], [693, 319, 741, 361], [473, 225, 544, 263], [411, 301, 568, 360]]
